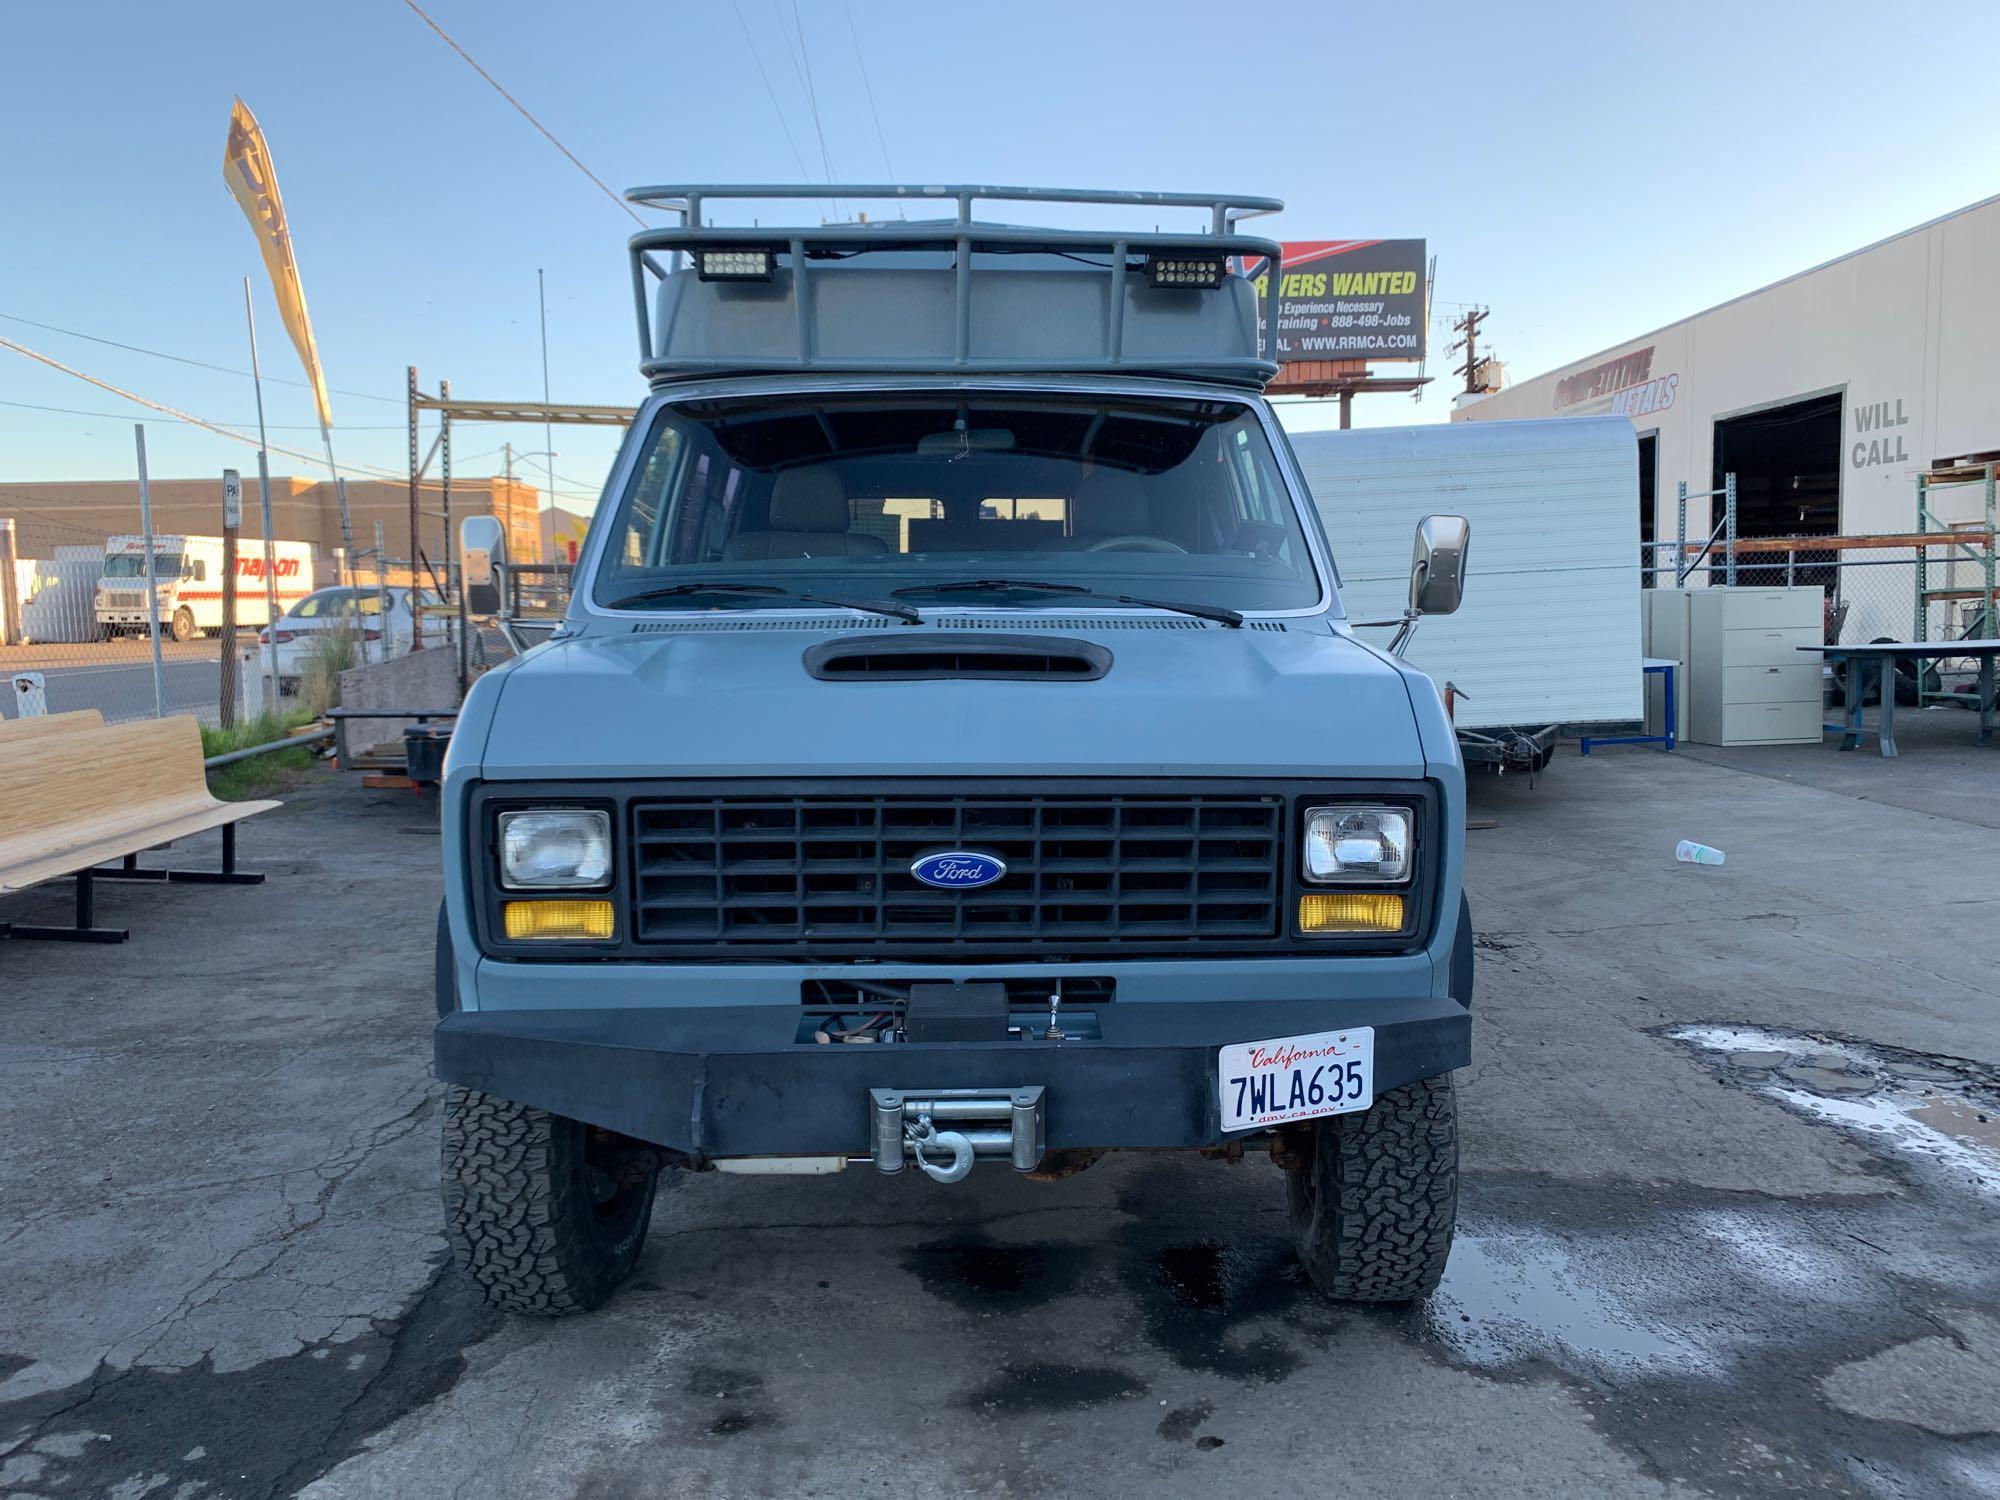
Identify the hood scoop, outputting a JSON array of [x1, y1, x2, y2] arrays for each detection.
[[804, 633, 1112, 682]]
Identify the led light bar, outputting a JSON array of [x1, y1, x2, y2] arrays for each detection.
[[1147, 254, 1225, 290], [695, 248, 775, 282]]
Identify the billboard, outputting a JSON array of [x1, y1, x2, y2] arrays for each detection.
[[1248, 240, 1427, 363]]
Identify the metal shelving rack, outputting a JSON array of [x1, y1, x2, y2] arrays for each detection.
[[1914, 460, 1999, 708]]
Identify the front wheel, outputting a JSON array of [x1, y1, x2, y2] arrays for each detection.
[[171, 606, 197, 643], [441, 1087, 659, 1316], [1285, 1073, 1458, 1302]]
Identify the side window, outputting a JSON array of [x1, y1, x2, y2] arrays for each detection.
[[1217, 423, 1302, 567], [1228, 428, 1283, 524], [623, 427, 683, 566]]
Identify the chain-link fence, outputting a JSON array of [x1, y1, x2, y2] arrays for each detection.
[[1644, 536, 1998, 702], [0, 506, 494, 731], [0, 509, 253, 728]]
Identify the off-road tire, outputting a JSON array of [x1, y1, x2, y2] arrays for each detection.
[[1286, 1073, 1458, 1302], [441, 1087, 657, 1316]]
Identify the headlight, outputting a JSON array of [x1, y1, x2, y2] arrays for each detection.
[[1303, 805, 1411, 885], [499, 809, 612, 889]]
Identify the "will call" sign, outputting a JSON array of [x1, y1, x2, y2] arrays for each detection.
[[1851, 398, 1911, 469]]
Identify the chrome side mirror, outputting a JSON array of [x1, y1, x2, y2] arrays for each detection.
[[1410, 514, 1469, 617], [460, 515, 507, 617]]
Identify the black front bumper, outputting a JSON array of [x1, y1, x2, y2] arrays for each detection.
[[434, 996, 1471, 1156]]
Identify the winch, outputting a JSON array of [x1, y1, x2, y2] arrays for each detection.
[[869, 1087, 1046, 1183]]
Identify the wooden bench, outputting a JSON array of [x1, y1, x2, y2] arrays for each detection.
[[0, 715, 278, 943], [0, 708, 104, 745]]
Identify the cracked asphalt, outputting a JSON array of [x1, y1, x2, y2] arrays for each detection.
[[3, 712, 1998, 1498]]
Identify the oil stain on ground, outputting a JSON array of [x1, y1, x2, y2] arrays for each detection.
[[901, 1223, 1313, 1387], [1156, 1398, 1215, 1441], [0, 1255, 498, 1500], [960, 1362, 1148, 1415], [1118, 1237, 1315, 1382], [681, 1365, 781, 1438], [899, 1234, 1091, 1310]]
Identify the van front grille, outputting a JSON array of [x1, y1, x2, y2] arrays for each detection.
[[628, 790, 1285, 953]]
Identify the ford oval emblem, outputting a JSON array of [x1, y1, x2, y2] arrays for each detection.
[[909, 850, 1008, 889]]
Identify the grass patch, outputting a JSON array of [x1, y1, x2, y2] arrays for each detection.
[[300, 627, 359, 718], [203, 708, 324, 801]]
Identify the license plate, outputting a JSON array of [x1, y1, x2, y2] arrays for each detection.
[[1218, 1027, 1374, 1132]]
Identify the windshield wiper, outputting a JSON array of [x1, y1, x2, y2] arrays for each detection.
[[890, 578, 1242, 628], [606, 581, 920, 624]]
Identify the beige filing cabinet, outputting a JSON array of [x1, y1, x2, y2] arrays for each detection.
[[1644, 587, 1825, 745], [1683, 587, 1824, 744]]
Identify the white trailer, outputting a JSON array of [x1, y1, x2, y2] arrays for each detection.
[[1291, 415, 1643, 770], [94, 534, 315, 642]]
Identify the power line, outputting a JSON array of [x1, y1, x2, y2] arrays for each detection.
[[770, 0, 838, 218], [730, 0, 817, 185], [0, 311, 403, 406], [790, 0, 840, 192], [400, 0, 646, 226], [0, 333, 414, 480], [843, 0, 901, 215], [0, 396, 402, 430]]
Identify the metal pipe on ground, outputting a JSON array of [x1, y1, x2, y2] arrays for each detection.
[[202, 725, 334, 770]]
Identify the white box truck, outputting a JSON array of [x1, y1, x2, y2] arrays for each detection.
[[95, 534, 315, 642], [1290, 415, 1642, 771]]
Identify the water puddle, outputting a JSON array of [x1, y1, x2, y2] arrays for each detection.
[[1424, 1229, 1712, 1375]]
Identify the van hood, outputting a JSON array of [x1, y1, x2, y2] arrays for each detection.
[[472, 621, 1428, 780]]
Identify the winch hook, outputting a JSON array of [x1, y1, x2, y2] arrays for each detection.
[[907, 1114, 975, 1184]]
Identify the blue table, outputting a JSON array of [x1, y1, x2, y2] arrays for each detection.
[[1580, 658, 1677, 755], [1803, 640, 2000, 757]]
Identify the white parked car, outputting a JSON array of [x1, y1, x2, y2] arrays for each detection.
[[256, 586, 448, 690]]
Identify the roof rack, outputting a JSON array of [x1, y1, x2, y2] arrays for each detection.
[[623, 184, 1286, 389]]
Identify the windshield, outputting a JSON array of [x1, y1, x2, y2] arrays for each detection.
[[105, 553, 181, 579], [591, 393, 1324, 614]]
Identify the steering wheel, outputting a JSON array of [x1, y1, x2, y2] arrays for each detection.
[[1084, 535, 1188, 554]]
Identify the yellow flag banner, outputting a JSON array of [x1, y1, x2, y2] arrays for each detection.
[[222, 98, 332, 429]]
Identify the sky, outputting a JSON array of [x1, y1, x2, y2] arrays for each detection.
[[3, 0, 1997, 523]]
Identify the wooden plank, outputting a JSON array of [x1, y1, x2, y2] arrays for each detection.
[[362, 774, 415, 790], [0, 715, 276, 893], [0, 801, 269, 894], [0, 708, 104, 745], [1673, 531, 1996, 556]]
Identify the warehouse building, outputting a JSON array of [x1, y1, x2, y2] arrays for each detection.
[[1453, 194, 2000, 578], [0, 473, 547, 568]]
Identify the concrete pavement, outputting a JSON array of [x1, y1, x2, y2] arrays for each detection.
[[1, 730, 1996, 1498]]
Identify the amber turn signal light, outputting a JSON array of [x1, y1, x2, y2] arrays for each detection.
[[1298, 892, 1405, 933], [502, 899, 615, 940]]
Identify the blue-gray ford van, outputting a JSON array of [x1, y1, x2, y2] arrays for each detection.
[[434, 186, 1473, 1315]]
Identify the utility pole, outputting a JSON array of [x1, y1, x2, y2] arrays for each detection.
[[503, 441, 515, 561], [1450, 307, 1492, 397]]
